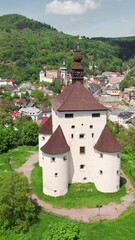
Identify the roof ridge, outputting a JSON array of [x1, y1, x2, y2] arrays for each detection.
[[58, 82, 78, 110]]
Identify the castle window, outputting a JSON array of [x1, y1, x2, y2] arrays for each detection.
[[51, 157, 55, 162], [54, 190, 57, 192], [100, 153, 103, 158], [80, 147, 85, 154], [42, 136, 45, 141], [117, 154, 120, 158], [71, 134, 74, 138], [63, 155, 67, 160], [92, 113, 100, 118], [99, 170, 103, 175], [83, 177, 87, 180], [79, 134, 85, 138], [92, 133, 94, 138], [90, 125, 93, 129], [65, 113, 73, 118], [54, 173, 58, 177], [71, 125, 75, 128], [81, 124, 84, 126], [80, 164, 85, 170]]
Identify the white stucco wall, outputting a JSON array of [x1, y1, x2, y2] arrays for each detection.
[[39, 106, 121, 195], [94, 150, 121, 193], [109, 114, 119, 123], [42, 152, 69, 196], [39, 134, 51, 167], [52, 108, 107, 183], [39, 71, 54, 83]]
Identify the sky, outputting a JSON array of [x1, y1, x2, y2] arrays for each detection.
[[0, 0, 135, 38]]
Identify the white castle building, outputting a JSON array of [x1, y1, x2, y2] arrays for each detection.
[[38, 50, 122, 197]]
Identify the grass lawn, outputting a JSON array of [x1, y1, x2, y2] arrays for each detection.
[[1, 202, 135, 240], [121, 152, 135, 187], [0, 145, 38, 176], [0, 147, 134, 239], [31, 163, 126, 209]]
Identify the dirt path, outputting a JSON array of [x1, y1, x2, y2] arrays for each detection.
[[16, 152, 135, 223]]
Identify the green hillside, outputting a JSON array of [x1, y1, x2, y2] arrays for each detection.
[[0, 14, 135, 83]]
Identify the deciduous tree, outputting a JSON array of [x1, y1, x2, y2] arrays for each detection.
[[44, 221, 85, 240], [0, 172, 38, 232], [21, 121, 38, 146]]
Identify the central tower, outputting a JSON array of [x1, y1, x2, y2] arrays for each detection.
[[71, 49, 84, 84]]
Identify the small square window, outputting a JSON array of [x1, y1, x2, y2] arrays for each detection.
[[71, 134, 74, 138], [54, 190, 57, 192], [71, 125, 75, 128], [80, 147, 85, 154], [79, 134, 85, 138], [65, 113, 73, 118], [99, 170, 103, 175], [90, 125, 93, 129], [42, 136, 45, 140], [81, 124, 84, 126], [51, 157, 55, 162], [92, 133, 94, 138], [54, 173, 58, 177], [117, 154, 120, 158], [92, 113, 100, 118], [80, 164, 85, 170], [63, 155, 67, 160], [83, 177, 87, 180], [100, 154, 103, 158]]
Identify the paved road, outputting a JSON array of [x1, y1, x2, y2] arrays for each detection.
[[16, 152, 135, 223]]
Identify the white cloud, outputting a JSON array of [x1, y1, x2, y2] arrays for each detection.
[[45, 0, 100, 15]]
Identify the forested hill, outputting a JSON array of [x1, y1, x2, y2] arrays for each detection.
[[0, 14, 135, 83], [92, 37, 135, 61], [0, 14, 56, 31]]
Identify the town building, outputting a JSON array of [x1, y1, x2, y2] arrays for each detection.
[[19, 106, 42, 121], [59, 61, 68, 86], [38, 50, 122, 197], [39, 69, 58, 83]]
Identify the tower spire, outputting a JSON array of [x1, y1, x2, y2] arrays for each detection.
[[71, 48, 84, 85]]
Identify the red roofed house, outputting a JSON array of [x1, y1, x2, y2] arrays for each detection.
[[13, 98, 26, 108], [37, 117, 48, 127], [130, 96, 135, 106], [9, 110, 20, 120], [39, 50, 122, 197]]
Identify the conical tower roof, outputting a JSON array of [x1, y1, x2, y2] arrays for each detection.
[[41, 126, 70, 155], [94, 124, 122, 153]]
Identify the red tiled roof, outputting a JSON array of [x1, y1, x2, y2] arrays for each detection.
[[131, 96, 135, 101], [38, 117, 48, 127], [13, 98, 19, 103], [38, 116, 52, 135], [12, 98, 26, 104], [52, 81, 107, 111], [94, 124, 122, 153], [6, 79, 16, 83], [17, 99, 26, 104], [9, 110, 19, 117], [41, 125, 70, 155]]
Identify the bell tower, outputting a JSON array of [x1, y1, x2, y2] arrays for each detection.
[[71, 47, 84, 85]]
